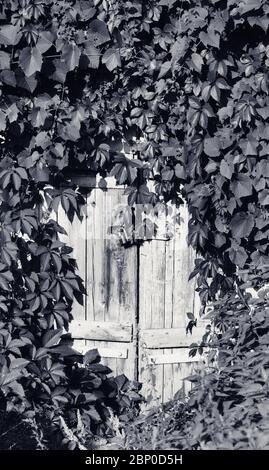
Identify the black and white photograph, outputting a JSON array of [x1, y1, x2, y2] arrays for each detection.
[[0, 0, 269, 460]]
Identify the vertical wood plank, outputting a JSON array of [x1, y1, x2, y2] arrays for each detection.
[[57, 206, 86, 323], [85, 187, 108, 364], [139, 240, 167, 407], [139, 241, 155, 406], [172, 205, 192, 399], [163, 235, 175, 403], [85, 187, 137, 378], [139, 202, 201, 404]]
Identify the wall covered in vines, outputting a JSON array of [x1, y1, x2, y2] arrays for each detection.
[[0, 0, 269, 432]]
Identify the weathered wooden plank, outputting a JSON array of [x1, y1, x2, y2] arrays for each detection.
[[170, 203, 202, 400], [139, 240, 166, 407], [163, 235, 175, 402], [72, 344, 129, 359], [139, 241, 154, 408], [139, 203, 203, 405], [148, 350, 203, 365], [171, 205, 193, 398], [105, 189, 124, 322], [66, 171, 96, 188], [86, 188, 135, 320], [86, 188, 105, 322], [86, 188, 114, 368], [85, 187, 137, 378], [60, 181, 137, 379], [58, 207, 87, 322], [65, 173, 119, 190], [139, 242, 153, 329], [105, 188, 136, 378], [153, 241, 166, 404], [172, 204, 195, 329], [116, 213, 137, 378], [141, 327, 206, 349], [70, 320, 132, 342]]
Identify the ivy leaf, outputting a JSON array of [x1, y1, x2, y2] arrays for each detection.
[[51, 59, 68, 83], [231, 175, 253, 198], [239, 0, 264, 14], [98, 178, 107, 190], [215, 233, 226, 248], [35, 131, 51, 149], [230, 213, 255, 239], [161, 167, 174, 181], [175, 163, 186, 179], [228, 243, 248, 268], [6, 103, 18, 123], [199, 29, 220, 48], [259, 190, 269, 206], [110, 164, 127, 184], [42, 329, 63, 348], [191, 53, 203, 72], [187, 312, 195, 320], [83, 42, 100, 69], [0, 110, 6, 131], [60, 281, 74, 300], [10, 358, 30, 370], [16, 69, 37, 92], [0, 24, 20, 45], [125, 184, 155, 205], [0, 51, 10, 70], [204, 137, 220, 157], [240, 136, 258, 155], [257, 106, 269, 120], [58, 123, 80, 142], [84, 349, 101, 365], [220, 160, 234, 179], [87, 19, 110, 46], [170, 36, 188, 63], [36, 31, 56, 54], [19, 47, 43, 77], [95, 143, 110, 166], [1, 370, 22, 386], [205, 161, 218, 174], [0, 70, 16, 87], [248, 16, 269, 32], [50, 344, 81, 357], [61, 43, 81, 72], [211, 84, 221, 102], [158, 60, 172, 79], [102, 48, 121, 71], [75, 1, 96, 21], [30, 107, 48, 127], [110, 155, 141, 184]]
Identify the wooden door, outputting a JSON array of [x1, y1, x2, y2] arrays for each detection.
[[139, 204, 204, 406], [58, 179, 204, 405], [58, 178, 137, 379]]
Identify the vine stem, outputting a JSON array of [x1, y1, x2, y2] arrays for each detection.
[[0, 422, 22, 439]]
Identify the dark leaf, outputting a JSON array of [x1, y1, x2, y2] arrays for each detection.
[[19, 47, 42, 77]]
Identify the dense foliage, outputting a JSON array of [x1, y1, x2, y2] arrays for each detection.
[[0, 343, 143, 449], [110, 270, 269, 451], [0, 0, 148, 438], [111, 399, 193, 450], [1, 0, 269, 449], [1, 1, 269, 295], [175, 268, 269, 450]]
